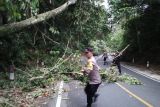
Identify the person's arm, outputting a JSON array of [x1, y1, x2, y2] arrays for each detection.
[[102, 53, 104, 58], [82, 59, 93, 74]]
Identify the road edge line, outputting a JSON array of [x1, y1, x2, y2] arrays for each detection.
[[122, 65, 160, 83], [116, 83, 153, 107], [56, 81, 64, 107]]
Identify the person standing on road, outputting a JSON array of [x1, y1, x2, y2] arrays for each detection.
[[102, 51, 108, 65], [81, 47, 101, 107], [113, 52, 122, 75]]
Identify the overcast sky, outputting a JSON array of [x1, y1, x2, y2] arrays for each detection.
[[102, 0, 109, 10]]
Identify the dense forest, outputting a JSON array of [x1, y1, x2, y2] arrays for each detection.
[[0, 0, 160, 106], [1, 0, 160, 68], [0, 0, 108, 68], [119, 0, 160, 64], [103, 0, 160, 64]]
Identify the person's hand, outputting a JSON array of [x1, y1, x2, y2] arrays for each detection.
[[81, 67, 88, 72], [81, 67, 85, 72]]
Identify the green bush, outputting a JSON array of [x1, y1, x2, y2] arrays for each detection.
[[89, 40, 112, 55], [100, 67, 142, 85]]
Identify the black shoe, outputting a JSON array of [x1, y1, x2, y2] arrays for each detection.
[[87, 104, 91, 107], [94, 94, 99, 102]]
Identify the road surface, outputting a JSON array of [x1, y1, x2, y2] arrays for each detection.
[[56, 56, 160, 107]]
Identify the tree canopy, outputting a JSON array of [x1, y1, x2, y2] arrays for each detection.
[[0, 0, 160, 106], [0, 0, 109, 67]]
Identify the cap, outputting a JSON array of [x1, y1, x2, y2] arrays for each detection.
[[84, 47, 93, 53]]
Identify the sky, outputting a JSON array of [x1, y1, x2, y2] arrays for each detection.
[[102, 0, 109, 10]]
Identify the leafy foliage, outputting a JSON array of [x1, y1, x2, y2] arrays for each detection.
[[122, 2, 160, 63], [0, 53, 80, 106], [89, 40, 112, 55], [107, 0, 160, 63], [0, 0, 109, 66], [101, 66, 142, 85], [106, 28, 124, 51], [2, 0, 158, 106]]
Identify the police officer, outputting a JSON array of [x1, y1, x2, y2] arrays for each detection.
[[113, 52, 122, 75], [102, 51, 108, 65], [81, 47, 101, 107]]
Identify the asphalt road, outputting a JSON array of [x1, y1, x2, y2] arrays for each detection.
[[59, 56, 160, 107]]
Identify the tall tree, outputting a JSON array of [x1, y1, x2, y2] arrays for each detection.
[[0, 0, 77, 36]]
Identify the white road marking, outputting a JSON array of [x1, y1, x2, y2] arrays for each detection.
[[122, 65, 160, 83], [56, 81, 64, 107]]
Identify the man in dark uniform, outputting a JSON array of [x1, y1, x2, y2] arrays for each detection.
[[102, 51, 108, 65], [113, 52, 122, 75]]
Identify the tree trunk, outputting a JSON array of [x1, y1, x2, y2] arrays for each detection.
[[0, 0, 77, 36]]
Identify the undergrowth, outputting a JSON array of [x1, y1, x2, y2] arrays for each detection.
[[101, 66, 142, 85]]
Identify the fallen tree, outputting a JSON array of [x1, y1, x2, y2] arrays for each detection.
[[0, 0, 77, 36]]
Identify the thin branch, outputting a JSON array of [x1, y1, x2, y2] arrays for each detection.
[[33, 28, 38, 45], [49, 53, 73, 71], [42, 34, 47, 45], [38, 29, 60, 45], [43, 34, 60, 45], [15, 68, 32, 77], [29, 54, 74, 81]]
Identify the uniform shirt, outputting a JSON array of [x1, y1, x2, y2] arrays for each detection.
[[83, 56, 101, 84], [103, 52, 108, 58], [113, 55, 121, 64]]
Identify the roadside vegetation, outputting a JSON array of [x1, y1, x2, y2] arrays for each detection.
[[0, 0, 159, 106]]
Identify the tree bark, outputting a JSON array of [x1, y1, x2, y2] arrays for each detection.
[[0, 0, 77, 36]]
